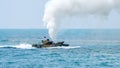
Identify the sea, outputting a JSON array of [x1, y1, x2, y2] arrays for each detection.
[[0, 29, 120, 68]]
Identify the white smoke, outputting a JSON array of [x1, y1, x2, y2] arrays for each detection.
[[43, 0, 120, 40]]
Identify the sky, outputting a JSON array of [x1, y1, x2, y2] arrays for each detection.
[[0, 0, 120, 29]]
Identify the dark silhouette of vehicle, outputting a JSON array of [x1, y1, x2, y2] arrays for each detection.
[[32, 39, 69, 48]]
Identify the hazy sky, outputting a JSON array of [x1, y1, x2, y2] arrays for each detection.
[[0, 0, 120, 29]]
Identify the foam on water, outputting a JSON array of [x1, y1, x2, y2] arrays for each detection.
[[47, 46, 80, 49], [13, 44, 35, 49], [0, 45, 13, 48], [0, 44, 35, 49]]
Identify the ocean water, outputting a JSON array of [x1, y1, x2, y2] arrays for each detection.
[[0, 29, 120, 68]]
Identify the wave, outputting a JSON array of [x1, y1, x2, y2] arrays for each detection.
[[0, 44, 35, 49], [12, 44, 35, 49]]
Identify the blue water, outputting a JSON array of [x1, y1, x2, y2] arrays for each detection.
[[0, 29, 120, 68]]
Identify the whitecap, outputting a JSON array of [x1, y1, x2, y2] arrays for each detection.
[[13, 44, 35, 49]]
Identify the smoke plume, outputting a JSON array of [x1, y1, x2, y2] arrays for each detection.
[[43, 0, 120, 40]]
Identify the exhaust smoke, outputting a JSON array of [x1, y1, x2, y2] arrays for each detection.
[[43, 0, 120, 40]]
